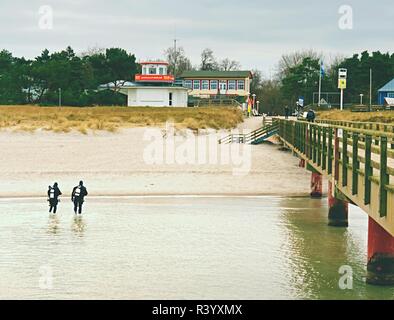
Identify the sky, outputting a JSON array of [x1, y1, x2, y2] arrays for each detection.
[[1, 0, 393, 76]]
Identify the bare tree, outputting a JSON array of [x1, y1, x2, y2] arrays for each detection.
[[79, 45, 106, 58], [219, 58, 241, 71], [277, 49, 323, 79], [200, 48, 218, 71], [164, 46, 193, 77]]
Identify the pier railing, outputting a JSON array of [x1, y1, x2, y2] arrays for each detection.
[[278, 119, 394, 234], [219, 121, 279, 145]]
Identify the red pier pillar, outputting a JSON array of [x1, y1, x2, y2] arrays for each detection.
[[367, 217, 394, 285], [299, 159, 306, 168], [328, 181, 348, 227], [310, 172, 323, 198]]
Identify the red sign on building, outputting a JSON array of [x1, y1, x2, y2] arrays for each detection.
[[135, 74, 175, 82]]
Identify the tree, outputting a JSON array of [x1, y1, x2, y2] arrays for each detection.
[[164, 46, 192, 77], [200, 48, 218, 71], [281, 57, 320, 106], [278, 50, 322, 80], [250, 69, 263, 94], [87, 48, 137, 93], [336, 51, 394, 104], [219, 58, 241, 71]]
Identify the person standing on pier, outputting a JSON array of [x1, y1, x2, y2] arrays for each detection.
[[284, 106, 290, 119], [71, 181, 88, 215], [48, 183, 62, 214], [306, 109, 316, 122]]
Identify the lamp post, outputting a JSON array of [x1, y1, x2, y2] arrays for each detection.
[[58, 88, 62, 107]]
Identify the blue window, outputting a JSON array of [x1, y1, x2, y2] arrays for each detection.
[[388, 93, 394, 98], [237, 80, 245, 90], [184, 80, 192, 89], [228, 80, 236, 90], [210, 80, 218, 90], [193, 80, 201, 90]]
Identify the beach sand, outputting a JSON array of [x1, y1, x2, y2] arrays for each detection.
[[0, 118, 320, 197]]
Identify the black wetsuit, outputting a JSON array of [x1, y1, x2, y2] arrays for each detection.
[[48, 187, 62, 213], [307, 110, 316, 122], [285, 107, 290, 119], [71, 185, 88, 214]]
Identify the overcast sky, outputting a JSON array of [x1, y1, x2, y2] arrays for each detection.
[[1, 0, 393, 75]]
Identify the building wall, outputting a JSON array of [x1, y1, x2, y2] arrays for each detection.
[[127, 88, 188, 107], [378, 91, 394, 105], [183, 77, 251, 98]]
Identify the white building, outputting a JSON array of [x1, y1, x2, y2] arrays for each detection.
[[101, 61, 189, 107]]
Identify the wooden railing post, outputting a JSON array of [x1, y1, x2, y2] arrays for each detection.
[[334, 129, 340, 182], [317, 126, 322, 167], [364, 135, 372, 205], [342, 130, 348, 187], [352, 133, 359, 195], [380, 136, 389, 217], [328, 127, 333, 175], [322, 127, 327, 171]]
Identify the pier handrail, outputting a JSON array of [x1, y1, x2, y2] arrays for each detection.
[[219, 120, 279, 145], [278, 119, 394, 227]]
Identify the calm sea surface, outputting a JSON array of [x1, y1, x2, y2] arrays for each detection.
[[1, 196, 394, 300]]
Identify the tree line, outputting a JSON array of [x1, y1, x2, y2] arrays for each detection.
[[0, 45, 242, 106], [1, 45, 393, 111], [255, 50, 394, 115]]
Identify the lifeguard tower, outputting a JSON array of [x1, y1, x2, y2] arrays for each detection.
[[100, 60, 189, 107]]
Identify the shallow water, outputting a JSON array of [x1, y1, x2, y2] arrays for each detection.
[[0, 196, 394, 300]]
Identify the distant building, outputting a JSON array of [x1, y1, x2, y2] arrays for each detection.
[[100, 61, 189, 107], [378, 78, 394, 105], [180, 71, 253, 101]]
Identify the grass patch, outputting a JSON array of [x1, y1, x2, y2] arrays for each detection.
[[0, 105, 244, 133], [317, 110, 394, 123]]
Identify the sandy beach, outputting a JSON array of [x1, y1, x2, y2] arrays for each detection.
[[0, 118, 316, 197]]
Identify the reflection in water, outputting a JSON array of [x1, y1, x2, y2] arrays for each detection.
[[278, 197, 394, 300], [47, 214, 60, 235], [72, 216, 86, 236], [1, 197, 394, 299]]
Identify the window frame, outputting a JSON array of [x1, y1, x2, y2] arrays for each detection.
[[184, 80, 192, 89], [237, 80, 245, 90], [201, 80, 209, 90], [210, 80, 218, 91], [228, 80, 236, 90], [193, 80, 201, 90]]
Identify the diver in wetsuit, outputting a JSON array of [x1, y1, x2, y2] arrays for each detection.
[[71, 181, 88, 214], [48, 183, 62, 214]]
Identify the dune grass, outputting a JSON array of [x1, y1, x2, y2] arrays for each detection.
[[317, 110, 394, 124], [0, 105, 244, 134]]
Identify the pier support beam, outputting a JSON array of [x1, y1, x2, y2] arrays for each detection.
[[310, 172, 323, 198], [367, 217, 394, 285], [299, 159, 305, 168], [328, 181, 348, 227]]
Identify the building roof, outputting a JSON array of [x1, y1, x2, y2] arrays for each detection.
[[98, 81, 187, 90], [140, 61, 169, 65], [378, 78, 394, 92], [180, 70, 252, 79]]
